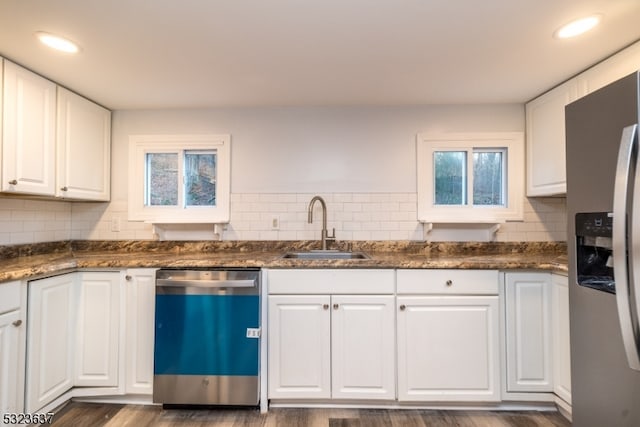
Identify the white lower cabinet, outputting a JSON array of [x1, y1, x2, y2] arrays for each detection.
[[397, 295, 501, 402], [0, 280, 26, 418], [331, 295, 396, 400], [396, 269, 501, 402], [124, 269, 156, 395], [74, 272, 120, 387], [26, 271, 121, 412], [552, 273, 571, 405], [0, 311, 22, 416], [268, 294, 396, 400], [267, 269, 396, 401], [504, 272, 553, 392], [268, 295, 331, 399], [26, 274, 76, 412]]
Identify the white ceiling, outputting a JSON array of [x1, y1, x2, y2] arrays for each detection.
[[1, 0, 639, 110]]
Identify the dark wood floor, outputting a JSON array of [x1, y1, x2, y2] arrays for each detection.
[[47, 402, 571, 427]]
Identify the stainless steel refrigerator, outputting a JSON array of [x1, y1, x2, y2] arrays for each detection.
[[566, 71, 640, 426]]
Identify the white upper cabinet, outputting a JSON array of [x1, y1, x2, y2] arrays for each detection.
[[525, 79, 577, 197], [2, 60, 57, 196], [577, 41, 640, 96], [56, 88, 111, 201], [0, 59, 111, 201], [526, 40, 640, 197]]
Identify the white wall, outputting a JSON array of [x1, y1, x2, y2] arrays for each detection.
[[0, 104, 568, 244], [68, 104, 567, 242], [112, 105, 525, 193]]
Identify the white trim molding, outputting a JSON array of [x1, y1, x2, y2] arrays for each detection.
[[128, 134, 231, 224], [416, 132, 524, 224]]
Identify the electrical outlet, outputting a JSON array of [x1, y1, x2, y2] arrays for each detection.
[[111, 216, 121, 232], [271, 216, 280, 230]]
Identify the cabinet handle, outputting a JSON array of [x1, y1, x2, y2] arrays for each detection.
[[12, 319, 22, 327], [323, 304, 329, 310], [333, 303, 339, 310], [125, 275, 132, 281], [8, 180, 17, 185], [60, 186, 68, 192], [446, 280, 453, 287], [399, 304, 406, 311]]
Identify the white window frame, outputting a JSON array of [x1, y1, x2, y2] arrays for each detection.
[[128, 134, 231, 223], [416, 132, 524, 223]]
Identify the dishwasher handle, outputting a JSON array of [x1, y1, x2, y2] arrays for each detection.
[[156, 278, 256, 288]]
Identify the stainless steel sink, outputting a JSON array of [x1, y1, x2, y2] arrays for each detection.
[[281, 250, 370, 260]]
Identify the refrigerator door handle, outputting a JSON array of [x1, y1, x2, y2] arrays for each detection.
[[613, 123, 640, 371]]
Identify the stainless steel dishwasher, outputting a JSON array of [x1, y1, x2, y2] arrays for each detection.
[[153, 269, 260, 406]]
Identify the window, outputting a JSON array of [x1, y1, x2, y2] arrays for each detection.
[[417, 132, 523, 223], [129, 135, 230, 223]]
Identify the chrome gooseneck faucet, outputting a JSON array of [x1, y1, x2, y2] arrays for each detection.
[[308, 196, 336, 250]]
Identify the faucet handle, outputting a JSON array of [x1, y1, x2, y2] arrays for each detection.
[[327, 228, 336, 240]]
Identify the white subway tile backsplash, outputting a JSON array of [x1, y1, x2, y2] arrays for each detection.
[[333, 193, 353, 203], [0, 192, 567, 244], [23, 221, 46, 232], [0, 199, 72, 245], [343, 203, 363, 212], [10, 231, 35, 244]]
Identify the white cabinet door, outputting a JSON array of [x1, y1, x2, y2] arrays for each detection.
[[124, 269, 156, 395], [26, 274, 76, 412], [577, 40, 640, 95], [525, 79, 577, 197], [74, 272, 120, 387], [0, 310, 21, 416], [2, 60, 56, 196], [397, 295, 501, 402], [505, 272, 553, 392], [56, 87, 111, 201], [331, 295, 395, 400], [552, 274, 571, 405], [268, 295, 331, 399]]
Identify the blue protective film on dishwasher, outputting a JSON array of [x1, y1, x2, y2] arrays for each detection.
[[154, 294, 259, 376]]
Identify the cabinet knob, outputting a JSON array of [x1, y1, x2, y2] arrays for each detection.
[[125, 275, 132, 281], [446, 280, 453, 287], [8, 179, 17, 185], [60, 186, 68, 192], [323, 304, 329, 310], [399, 304, 406, 311], [333, 303, 339, 310], [12, 319, 22, 327]]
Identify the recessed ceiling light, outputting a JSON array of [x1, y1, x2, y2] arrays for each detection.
[[35, 31, 79, 53], [554, 15, 602, 39]]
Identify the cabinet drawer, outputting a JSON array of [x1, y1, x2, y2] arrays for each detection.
[[0, 280, 21, 313], [397, 269, 498, 295], [267, 269, 395, 294]]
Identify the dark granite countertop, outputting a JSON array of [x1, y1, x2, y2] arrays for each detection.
[[0, 240, 568, 283]]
